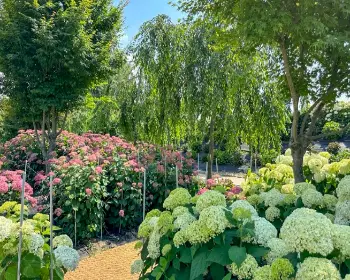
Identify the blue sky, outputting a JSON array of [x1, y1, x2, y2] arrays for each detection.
[[116, 0, 184, 47]]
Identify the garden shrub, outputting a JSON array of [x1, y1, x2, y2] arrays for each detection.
[[260, 149, 279, 166], [331, 149, 350, 163], [327, 142, 342, 155], [0, 201, 79, 279], [190, 141, 202, 154], [322, 121, 343, 140], [0, 130, 197, 241], [132, 188, 350, 280]]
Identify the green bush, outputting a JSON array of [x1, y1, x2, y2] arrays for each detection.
[[322, 121, 342, 140], [327, 142, 341, 155], [190, 142, 202, 154], [260, 149, 279, 166], [331, 148, 350, 162], [214, 150, 232, 165]]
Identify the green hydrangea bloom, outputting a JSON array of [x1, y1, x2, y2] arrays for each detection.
[[336, 175, 350, 201], [33, 213, 49, 222], [0, 201, 17, 213], [295, 257, 341, 280], [195, 190, 226, 213], [319, 151, 331, 159], [230, 254, 259, 280], [53, 234, 73, 248], [314, 171, 326, 183], [250, 217, 277, 246], [294, 182, 316, 196], [231, 200, 258, 217], [275, 155, 293, 166], [54, 246, 80, 271], [281, 184, 294, 194], [265, 206, 280, 222], [173, 228, 187, 248], [157, 211, 173, 235], [134, 240, 143, 250], [0, 217, 14, 242], [145, 209, 162, 219], [282, 194, 297, 206], [339, 159, 350, 175], [131, 259, 144, 274], [323, 194, 338, 211], [185, 220, 213, 245], [28, 233, 45, 255], [172, 206, 190, 218], [199, 206, 231, 234], [270, 258, 294, 280], [344, 275, 350, 280], [332, 224, 350, 260], [246, 194, 261, 206], [253, 265, 272, 280], [285, 149, 292, 156], [147, 230, 161, 259], [138, 217, 157, 238], [280, 208, 334, 256], [161, 244, 172, 256], [232, 207, 252, 222], [265, 238, 291, 264], [322, 162, 340, 176], [163, 188, 191, 210], [301, 188, 323, 208]]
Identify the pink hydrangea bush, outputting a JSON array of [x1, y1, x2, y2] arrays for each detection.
[[1, 130, 197, 240], [0, 170, 37, 207]]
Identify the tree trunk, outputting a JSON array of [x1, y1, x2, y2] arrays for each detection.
[[207, 116, 215, 179], [290, 138, 308, 183]]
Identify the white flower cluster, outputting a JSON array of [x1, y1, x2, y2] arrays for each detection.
[[332, 224, 350, 260], [131, 259, 144, 274], [54, 245, 80, 271], [295, 257, 341, 280], [195, 190, 226, 213], [28, 233, 44, 255], [294, 182, 316, 196], [230, 200, 258, 218], [280, 208, 334, 256], [265, 238, 291, 264], [172, 206, 190, 218], [265, 206, 280, 222], [53, 234, 73, 248], [260, 188, 285, 207], [163, 188, 191, 210], [336, 175, 350, 201], [250, 217, 277, 246], [335, 177, 350, 225], [230, 254, 258, 280], [0, 216, 14, 242], [173, 212, 196, 230], [301, 188, 323, 208]]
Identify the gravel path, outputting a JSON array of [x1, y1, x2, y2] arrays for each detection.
[[65, 241, 139, 280]]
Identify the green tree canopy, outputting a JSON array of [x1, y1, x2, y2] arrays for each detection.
[[0, 0, 124, 162], [176, 0, 350, 181]]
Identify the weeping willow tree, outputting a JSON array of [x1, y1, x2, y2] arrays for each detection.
[[117, 15, 288, 178]]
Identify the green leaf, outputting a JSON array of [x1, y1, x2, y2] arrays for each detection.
[[21, 253, 41, 278], [4, 264, 16, 280], [344, 259, 350, 270], [224, 229, 238, 244], [160, 257, 168, 269], [173, 258, 180, 270], [151, 266, 162, 277], [224, 210, 236, 226], [207, 246, 231, 266], [180, 248, 192, 264], [214, 185, 226, 194], [246, 245, 269, 259], [190, 248, 210, 280], [228, 246, 246, 267], [222, 273, 232, 280], [209, 263, 225, 280], [53, 267, 64, 280]]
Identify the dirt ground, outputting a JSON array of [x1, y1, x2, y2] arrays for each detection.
[[65, 241, 139, 280]]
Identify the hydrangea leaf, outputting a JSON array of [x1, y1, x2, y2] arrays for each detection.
[[222, 273, 232, 280], [207, 245, 231, 266], [173, 258, 180, 270], [180, 247, 192, 264], [21, 253, 41, 278], [228, 246, 247, 268], [246, 245, 269, 259], [4, 264, 16, 280], [209, 262, 225, 280], [190, 248, 210, 280]]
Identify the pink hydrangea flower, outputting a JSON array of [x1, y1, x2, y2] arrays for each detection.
[[119, 209, 125, 217], [0, 182, 9, 194], [231, 186, 243, 194], [197, 188, 209, 195], [132, 182, 136, 187], [95, 166, 103, 174], [85, 188, 92, 196], [52, 178, 61, 185], [117, 182, 123, 187], [206, 179, 216, 187], [138, 182, 143, 188], [54, 208, 63, 217]]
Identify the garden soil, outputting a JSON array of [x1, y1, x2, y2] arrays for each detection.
[[65, 241, 139, 280]]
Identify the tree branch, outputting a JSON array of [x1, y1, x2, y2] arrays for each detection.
[[300, 97, 324, 135], [57, 110, 68, 136]]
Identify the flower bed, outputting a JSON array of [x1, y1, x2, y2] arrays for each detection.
[[133, 186, 350, 280], [0, 130, 197, 241]]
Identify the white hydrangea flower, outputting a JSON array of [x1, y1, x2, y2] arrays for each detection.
[[250, 217, 277, 246], [293, 182, 316, 196], [322, 162, 340, 176], [253, 265, 271, 280], [174, 213, 196, 230], [260, 189, 285, 207], [199, 206, 231, 234], [280, 208, 334, 256], [28, 233, 44, 255], [230, 200, 258, 217], [295, 257, 341, 280], [275, 155, 293, 166], [314, 171, 326, 183], [131, 259, 144, 274], [147, 230, 161, 259], [344, 275, 350, 280], [332, 224, 350, 259], [265, 238, 291, 264], [195, 190, 226, 213], [284, 149, 292, 156], [172, 206, 190, 218], [54, 246, 80, 271], [230, 254, 258, 280], [319, 152, 331, 159], [281, 184, 294, 194], [163, 188, 191, 210], [148, 217, 159, 227], [339, 160, 350, 175], [336, 175, 350, 201], [301, 189, 323, 208], [0, 217, 14, 242], [334, 201, 350, 225], [53, 234, 73, 248], [265, 206, 280, 222]]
